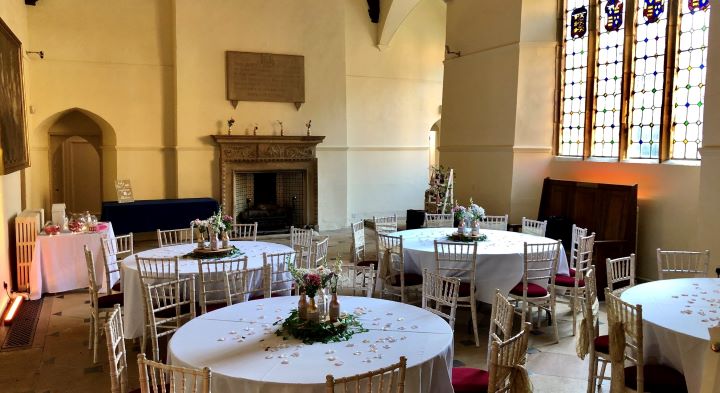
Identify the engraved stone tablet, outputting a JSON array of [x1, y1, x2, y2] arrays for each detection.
[[226, 51, 305, 108]]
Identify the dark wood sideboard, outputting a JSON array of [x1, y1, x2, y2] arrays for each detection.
[[537, 178, 638, 299]]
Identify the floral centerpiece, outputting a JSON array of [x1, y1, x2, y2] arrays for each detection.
[[449, 199, 488, 241], [192, 210, 234, 251], [275, 259, 365, 344]]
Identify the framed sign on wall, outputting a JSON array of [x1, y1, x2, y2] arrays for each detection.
[[0, 17, 28, 175]]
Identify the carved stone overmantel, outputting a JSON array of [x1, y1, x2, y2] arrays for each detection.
[[212, 135, 325, 228]]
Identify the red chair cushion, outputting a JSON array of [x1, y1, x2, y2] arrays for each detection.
[[624, 365, 687, 393], [509, 282, 548, 297], [356, 260, 378, 269], [554, 274, 585, 287], [389, 273, 423, 287], [204, 303, 226, 313], [452, 367, 489, 393], [248, 293, 265, 301], [569, 268, 577, 276], [111, 281, 122, 292], [459, 282, 472, 297], [594, 335, 609, 354], [98, 293, 124, 308]]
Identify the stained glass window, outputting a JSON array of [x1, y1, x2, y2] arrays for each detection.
[[560, 1, 590, 157], [671, 0, 711, 160], [593, 0, 626, 158], [628, 0, 668, 159]]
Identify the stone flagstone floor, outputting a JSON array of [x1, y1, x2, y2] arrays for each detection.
[[0, 227, 609, 393]]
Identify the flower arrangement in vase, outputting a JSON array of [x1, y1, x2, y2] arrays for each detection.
[[192, 210, 234, 251], [450, 199, 488, 241], [289, 260, 342, 323]]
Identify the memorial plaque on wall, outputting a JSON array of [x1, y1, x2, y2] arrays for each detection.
[[226, 51, 305, 109]]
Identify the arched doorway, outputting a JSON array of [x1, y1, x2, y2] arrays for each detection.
[[48, 111, 104, 214]]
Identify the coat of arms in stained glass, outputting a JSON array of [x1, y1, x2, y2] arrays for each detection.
[[571, 7, 588, 38], [688, 0, 710, 11], [605, 0, 624, 31], [644, 0, 665, 23]]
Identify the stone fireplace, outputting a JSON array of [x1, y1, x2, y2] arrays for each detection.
[[212, 135, 325, 232]]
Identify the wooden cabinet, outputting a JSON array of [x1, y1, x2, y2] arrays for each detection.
[[538, 178, 638, 298]]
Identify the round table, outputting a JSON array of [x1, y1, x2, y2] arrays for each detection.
[[621, 278, 720, 393], [391, 228, 569, 303], [168, 296, 454, 393], [121, 241, 293, 339]]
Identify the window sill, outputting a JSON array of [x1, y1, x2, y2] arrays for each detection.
[[552, 156, 701, 166]]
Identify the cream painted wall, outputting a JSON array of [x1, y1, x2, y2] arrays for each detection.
[[345, 0, 445, 221], [173, 0, 348, 229], [25, 0, 175, 213], [0, 0, 28, 302]]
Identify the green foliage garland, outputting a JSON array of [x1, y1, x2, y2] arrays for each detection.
[[447, 233, 488, 242], [274, 309, 368, 345]]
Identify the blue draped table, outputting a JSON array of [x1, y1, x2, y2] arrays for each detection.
[[101, 198, 219, 235]]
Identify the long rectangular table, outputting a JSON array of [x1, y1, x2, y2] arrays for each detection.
[[100, 198, 219, 234]]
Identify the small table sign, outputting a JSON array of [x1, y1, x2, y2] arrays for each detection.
[[115, 179, 134, 203]]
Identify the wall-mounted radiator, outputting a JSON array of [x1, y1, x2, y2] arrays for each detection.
[[14, 209, 43, 292]]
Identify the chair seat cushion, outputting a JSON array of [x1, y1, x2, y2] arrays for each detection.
[[594, 335, 609, 354], [204, 303, 226, 313], [452, 367, 489, 393], [155, 303, 194, 318], [509, 282, 548, 297], [356, 260, 378, 269], [554, 274, 585, 287], [389, 273, 423, 287], [624, 365, 687, 393], [111, 281, 122, 292], [459, 282, 472, 297], [98, 293, 124, 309]]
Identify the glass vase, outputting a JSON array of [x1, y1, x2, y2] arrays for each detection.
[[197, 232, 205, 250], [307, 296, 319, 323], [457, 219, 466, 234], [317, 287, 329, 322], [471, 219, 480, 236], [298, 292, 308, 321], [209, 230, 219, 251], [329, 292, 340, 322], [221, 231, 229, 248]]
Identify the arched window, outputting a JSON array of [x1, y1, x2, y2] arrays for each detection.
[[556, 0, 711, 161]]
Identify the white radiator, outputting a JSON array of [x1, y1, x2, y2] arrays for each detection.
[[15, 209, 43, 292]]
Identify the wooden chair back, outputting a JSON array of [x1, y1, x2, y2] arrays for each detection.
[[520, 241, 561, 296], [336, 265, 375, 297], [570, 225, 588, 270], [136, 256, 180, 284], [137, 353, 211, 393], [605, 288, 644, 392], [197, 256, 248, 314], [225, 265, 272, 303], [228, 223, 257, 241], [105, 304, 128, 393], [488, 322, 532, 393], [156, 228, 193, 248], [372, 215, 398, 235], [478, 214, 508, 231], [325, 356, 407, 393], [488, 289, 514, 359], [350, 220, 367, 263], [290, 226, 314, 267], [606, 254, 636, 294], [657, 249, 710, 279], [424, 213, 453, 228], [421, 269, 460, 329], [312, 236, 330, 267], [263, 251, 299, 297], [521, 217, 547, 237], [101, 233, 134, 294], [144, 277, 196, 361]]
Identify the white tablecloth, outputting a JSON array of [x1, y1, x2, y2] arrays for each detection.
[[29, 223, 115, 300], [168, 296, 454, 393], [621, 278, 720, 393], [121, 241, 294, 339], [390, 228, 569, 303]]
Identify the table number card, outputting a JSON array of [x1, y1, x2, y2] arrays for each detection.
[[115, 179, 134, 203]]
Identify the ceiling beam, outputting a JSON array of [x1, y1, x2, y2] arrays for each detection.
[[376, 0, 421, 50]]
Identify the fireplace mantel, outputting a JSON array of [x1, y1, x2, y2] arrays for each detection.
[[212, 135, 325, 229]]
